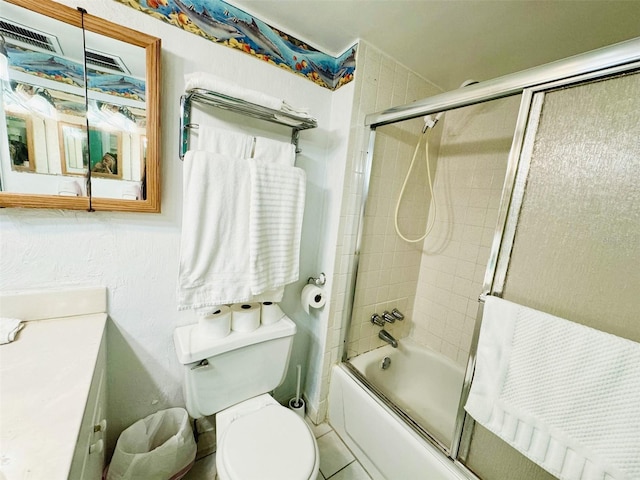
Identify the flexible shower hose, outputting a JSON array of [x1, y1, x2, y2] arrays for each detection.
[[394, 127, 437, 243]]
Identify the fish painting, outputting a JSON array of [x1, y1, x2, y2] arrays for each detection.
[[7, 48, 85, 86], [88, 74, 146, 101], [233, 18, 284, 61], [339, 48, 356, 70], [307, 58, 337, 89], [174, 0, 243, 41], [146, 0, 168, 8], [113, 0, 357, 91], [21, 56, 70, 71]]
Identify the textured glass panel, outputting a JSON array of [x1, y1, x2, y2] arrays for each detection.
[[503, 71, 640, 341], [466, 70, 640, 480]]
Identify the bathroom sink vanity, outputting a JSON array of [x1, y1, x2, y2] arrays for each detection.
[[0, 287, 107, 479]]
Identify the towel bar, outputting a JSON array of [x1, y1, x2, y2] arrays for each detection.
[[179, 88, 317, 160]]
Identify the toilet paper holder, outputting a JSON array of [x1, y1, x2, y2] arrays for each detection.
[[307, 272, 326, 286]]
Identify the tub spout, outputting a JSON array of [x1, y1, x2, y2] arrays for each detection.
[[378, 329, 398, 348]]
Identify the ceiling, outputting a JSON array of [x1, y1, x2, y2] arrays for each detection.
[[231, 0, 640, 92]]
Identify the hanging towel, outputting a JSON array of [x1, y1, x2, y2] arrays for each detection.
[[177, 151, 283, 309], [1, 317, 24, 345], [184, 72, 313, 119], [249, 159, 306, 296], [253, 136, 296, 166], [195, 125, 254, 158], [465, 296, 640, 480]]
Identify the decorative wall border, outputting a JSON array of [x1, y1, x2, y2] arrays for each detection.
[[113, 0, 356, 90]]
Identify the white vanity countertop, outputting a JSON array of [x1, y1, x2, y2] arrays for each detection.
[[0, 310, 107, 479]]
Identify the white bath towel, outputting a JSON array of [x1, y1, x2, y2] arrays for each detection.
[[184, 72, 313, 119], [1, 317, 24, 345], [249, 159, 306, 296], [195, 125, 254, 158], [465, 296, 640, 480], [253, 136, 296, 166], [177, 151, 284, 309]]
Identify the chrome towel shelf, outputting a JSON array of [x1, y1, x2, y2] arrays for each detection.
[[179, 88, 318, 160]]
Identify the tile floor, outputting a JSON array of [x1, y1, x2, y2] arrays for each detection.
[[183, 418, 372, 480]]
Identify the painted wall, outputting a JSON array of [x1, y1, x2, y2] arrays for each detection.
[[0, 0, 352, 455]]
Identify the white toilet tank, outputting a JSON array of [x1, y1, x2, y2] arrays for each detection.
[[173, 316, 296, 418]]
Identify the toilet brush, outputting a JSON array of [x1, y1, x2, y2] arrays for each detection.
[[288, 365, 305, 418]]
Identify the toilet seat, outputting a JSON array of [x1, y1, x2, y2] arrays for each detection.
[[218, 404, 317, 480]]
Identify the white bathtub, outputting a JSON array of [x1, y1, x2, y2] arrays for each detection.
[[350, 339, 465, 445], [329, 341, 474, 480]]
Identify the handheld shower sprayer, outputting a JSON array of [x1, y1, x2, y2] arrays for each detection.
[[396, 78, 480, 243]]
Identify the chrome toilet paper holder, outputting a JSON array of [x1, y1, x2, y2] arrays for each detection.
[[307, 272, 326, 286]]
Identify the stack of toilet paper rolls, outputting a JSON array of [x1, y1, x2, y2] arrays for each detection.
[[197, 302, 286, 339]]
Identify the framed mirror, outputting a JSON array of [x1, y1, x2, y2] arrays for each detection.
[[0, 0, 161, 212]]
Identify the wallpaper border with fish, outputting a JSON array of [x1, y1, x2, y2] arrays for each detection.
[[5, 44, 147, 102], [113, 0, 356, 91]]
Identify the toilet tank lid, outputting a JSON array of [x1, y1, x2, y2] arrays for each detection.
[[173, 316, 296, 364]]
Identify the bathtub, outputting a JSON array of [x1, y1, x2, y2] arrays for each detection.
[[350, 339, 465, 446], [328, 341, 474, 480]]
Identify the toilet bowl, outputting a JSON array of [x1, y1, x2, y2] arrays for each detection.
[[215, 394, 319, 480]]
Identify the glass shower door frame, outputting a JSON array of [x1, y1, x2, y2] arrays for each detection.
[[454, 60, 640, 462]]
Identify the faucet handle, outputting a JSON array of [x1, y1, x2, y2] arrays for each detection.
[[371, 313, 385, 327], [391, 308, 404, 320], [382, 311, 396, 323]]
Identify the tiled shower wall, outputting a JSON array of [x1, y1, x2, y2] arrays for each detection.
[[410, 97, 521, 365], [307, 41, 442, 422], [346, 116, 441, 358]]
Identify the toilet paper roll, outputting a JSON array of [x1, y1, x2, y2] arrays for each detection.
[[300, 284, 326, 314], [197, 306, 231, 339], [261, 302, 285, 325], [230, 303, 261, 332]]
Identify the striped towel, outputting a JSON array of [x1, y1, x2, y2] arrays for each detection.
[[465, 296, 640, 480], [248, 159, 306, 296]]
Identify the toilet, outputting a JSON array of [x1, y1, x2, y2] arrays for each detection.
[[173, 315, 319, 480]]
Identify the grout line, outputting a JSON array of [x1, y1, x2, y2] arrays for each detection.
[[316, 429, 333, 440], [326, 459, 356, 479]]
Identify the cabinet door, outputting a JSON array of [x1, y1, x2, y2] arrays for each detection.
[[84, 365, 107, 479], [68, 335, 107, 479]]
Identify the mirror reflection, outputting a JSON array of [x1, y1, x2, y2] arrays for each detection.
[[0, 0, 160, 211], [0, 2, 87, 196], [85, 28, 147, 200], [6, 112, 33, 171]]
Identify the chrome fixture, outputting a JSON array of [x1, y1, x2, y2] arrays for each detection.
[[378, 329, 398, 348], [371, 313, 385, 327], [391, 308, 404, 320], [190, 359, 209, 370], [380, 356, 391, 370], [307, 272, 326, 286], [382, 311, 396, 323]]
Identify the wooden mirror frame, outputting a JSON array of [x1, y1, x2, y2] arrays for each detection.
[[1, 0, 161, 212]]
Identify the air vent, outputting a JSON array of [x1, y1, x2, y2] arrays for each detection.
[[85, 49, 130, 74], [0, 18, 62, 54]]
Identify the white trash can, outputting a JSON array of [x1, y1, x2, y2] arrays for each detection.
[[106, 407, 196, 480]]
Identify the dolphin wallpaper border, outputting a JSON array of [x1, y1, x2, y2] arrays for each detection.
[[5, 44, 147, 102], [113, 0, 356, 90]]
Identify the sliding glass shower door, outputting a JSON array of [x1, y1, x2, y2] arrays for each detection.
[[343, 96, 521, 451], [463, 68, 640, 479]]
